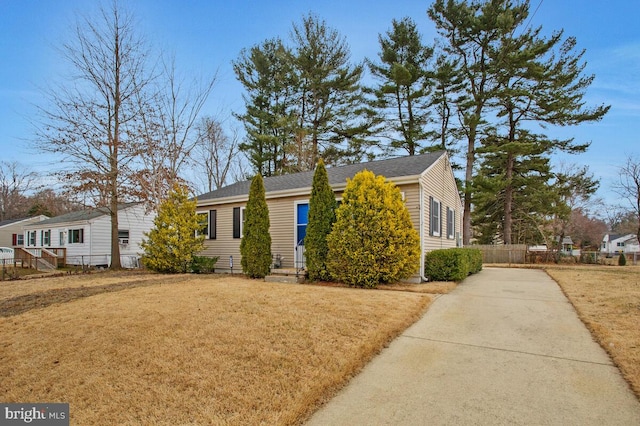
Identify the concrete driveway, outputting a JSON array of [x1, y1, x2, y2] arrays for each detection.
[[307, 267, 640, 425]]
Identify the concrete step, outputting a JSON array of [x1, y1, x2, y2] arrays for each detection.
[[265, 273, 305, 284], [270, 268, 303, 276]]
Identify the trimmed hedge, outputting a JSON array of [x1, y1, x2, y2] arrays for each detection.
[[424, 248, 483, 282]]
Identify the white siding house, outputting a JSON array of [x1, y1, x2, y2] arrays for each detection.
[[21, 203, 155, 268], [601, 233, 640, 255]]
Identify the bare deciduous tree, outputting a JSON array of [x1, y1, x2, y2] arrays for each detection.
[[193, 116, 243, 193], [613, 154, 640, 240], [34, 2, 152, 269], [0, 161, 38, 221], [135, 57, 217, 207]]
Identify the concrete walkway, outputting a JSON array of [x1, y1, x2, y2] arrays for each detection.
[[307, 267, 640, 425]]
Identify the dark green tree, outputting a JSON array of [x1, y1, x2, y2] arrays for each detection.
[[428, 0, 524, 245], [477, 20, 608, 244], [367, 17, 435, 156], [240, 174, 272, 278], [304, 159, 337, 281], [292, 14, 370, 167], [233, 38, 299, 177]]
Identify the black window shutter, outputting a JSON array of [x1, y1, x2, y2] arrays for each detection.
[[209, 210, 217, 240], [233, 207, 240, 239], [440, 202, 443, 238]]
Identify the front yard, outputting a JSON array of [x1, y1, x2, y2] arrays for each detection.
[[0, 273, 431, 425], [545, 265, 640, 398]]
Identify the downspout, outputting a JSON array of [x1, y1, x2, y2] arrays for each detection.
[[419, 179, 428, 282]]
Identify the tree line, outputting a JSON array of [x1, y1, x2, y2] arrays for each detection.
[[233, 0, 611, 246], [11, 0, 637, 263]]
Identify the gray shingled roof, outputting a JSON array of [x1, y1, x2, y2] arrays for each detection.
[[32, 203, 140, 226], [0, 218, 25, 228], [198, 151, 445, 201]]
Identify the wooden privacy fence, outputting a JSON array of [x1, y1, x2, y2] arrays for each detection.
[[473, 244, 528, 264]]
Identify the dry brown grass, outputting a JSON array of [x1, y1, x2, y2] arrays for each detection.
[[0, 273, 431, 425], [545, 265, 640, 398]]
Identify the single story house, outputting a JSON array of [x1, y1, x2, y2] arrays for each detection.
[[0, 216, 48, 248], [601, 233, 640, 255], [195, 150, 463, 282], [21, 203, 155, 268]]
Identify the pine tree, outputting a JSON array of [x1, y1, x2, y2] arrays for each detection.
[[240, 174, 272, 278], [305, 159, 337, 281], [141, 184, 205, 273], [326, 170, 420, 288], [367, 17, 435, 156]]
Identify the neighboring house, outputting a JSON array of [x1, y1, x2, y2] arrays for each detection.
[[0, 216, 49, 248], [601, 233, 640, 255], [195, 151, 463, 282], [21, 203, 155, 268]]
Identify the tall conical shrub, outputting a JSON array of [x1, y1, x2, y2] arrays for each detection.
[[240, 174, 272, 278], [619, 252, 627, 266], [305, 159, 337, 281]]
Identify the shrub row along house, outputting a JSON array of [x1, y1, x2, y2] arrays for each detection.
[[195, 150, 463, 282]]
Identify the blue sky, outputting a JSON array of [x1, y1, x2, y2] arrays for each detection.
[[1, 0, 638, 205]]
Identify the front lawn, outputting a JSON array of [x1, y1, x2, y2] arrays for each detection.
[[0, 273, 431, 424], [545, 265, 640, 398]]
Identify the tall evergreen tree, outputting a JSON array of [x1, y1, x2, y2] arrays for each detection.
[[428, 0, 525, 245], [476, 15, 608, 244], [233, 38, 298, 176], [429, 0, 609, 244], [292, 14, 370, 168], [305, 159, 337, 281], [367, 17, 435, 156], [240, 174, 272, 278]]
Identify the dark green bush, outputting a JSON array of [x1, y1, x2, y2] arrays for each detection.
[[618, 252, 627, 266], [424, 248, 482, 281], [190, 256, 219, 274]]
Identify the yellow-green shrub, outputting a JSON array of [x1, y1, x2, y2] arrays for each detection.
[[326, 170, 420, 288]]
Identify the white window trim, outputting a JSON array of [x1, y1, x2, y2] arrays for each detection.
[[432, 198, 441, 237]]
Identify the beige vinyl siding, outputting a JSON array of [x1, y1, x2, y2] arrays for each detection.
[[199, 201, 245, 271], [421, 155, 463, 253]]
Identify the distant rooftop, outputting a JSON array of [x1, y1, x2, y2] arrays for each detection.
[[28, 203, 140, 226]]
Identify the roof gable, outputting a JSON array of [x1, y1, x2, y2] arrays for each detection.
[[198, 151, 446, 202]]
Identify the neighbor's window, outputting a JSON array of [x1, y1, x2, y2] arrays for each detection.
[[617, 242, 625, 247], [16, 234, 24, 246], [59, 232, 65, 246], [28, 231, 36, 246], [68, 229, 84, 244], [118, 230, 130, 245], [42, 230, 51, 246]]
